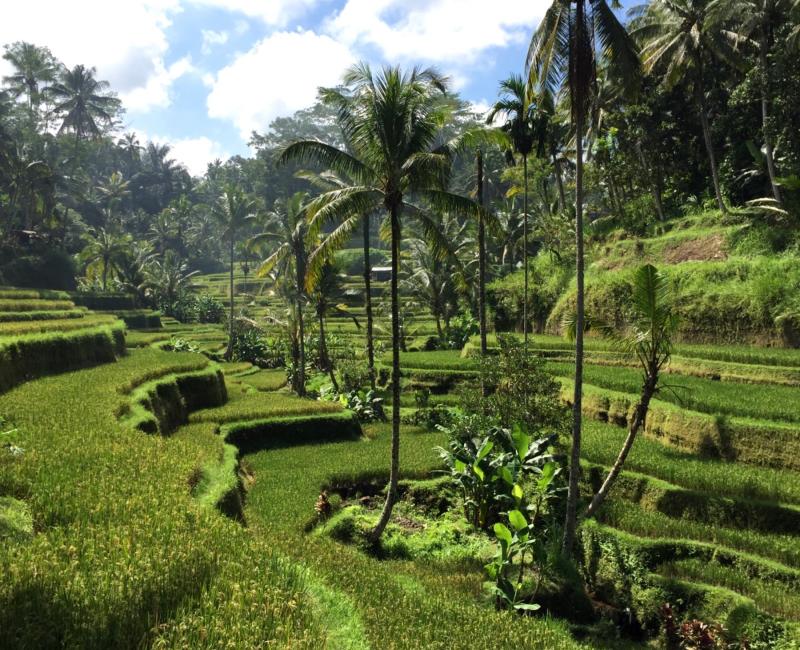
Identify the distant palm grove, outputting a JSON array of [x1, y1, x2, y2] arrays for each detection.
[[2, 2, 800, 649]]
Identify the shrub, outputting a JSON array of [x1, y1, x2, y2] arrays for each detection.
[[464, 336, 569, 437], [0, 248, 77, 290], [195, 294, 226, 324]]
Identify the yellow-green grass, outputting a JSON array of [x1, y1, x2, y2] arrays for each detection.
[[0, 323, 126, 393], [0, 298, 75, 312], [469, 333, 800, 368], [0, 313, 119, 336], [236, 369, 287, 391], [240, 422, 584, 649], [549, 361, 800, 424], [0, 309, 86, 323], [596, 499, 800, 572], [561, 378, 800, 470], [582, 420, 800, 504], [188, 386, 341, 424], [579, 520, 795, 643], [0, 288, 70, 300], [658, 558, 800, 620], [0, 349, 322, 648]]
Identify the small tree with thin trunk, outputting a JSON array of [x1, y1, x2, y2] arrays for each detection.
[[214, 185, 257, 361], [572, 264, 678, 518]]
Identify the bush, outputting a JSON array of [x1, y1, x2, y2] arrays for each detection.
[[487, 255, 572, 333], [196, 294, 226, 324], [0, 248, 77, 290]]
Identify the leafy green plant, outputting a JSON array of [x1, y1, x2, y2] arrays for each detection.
[[195, 294, 225, 324], [444, 310, 479, 350], [338, 389, 386, 423], [485, 461, 560, 612], [436, 417, 557, 529], [166, 337, 200, 354]]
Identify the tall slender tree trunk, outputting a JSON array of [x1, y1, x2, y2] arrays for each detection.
[[586, 373, 657, 518], [696, 80, 726, 214], [370, 202, 401, 541], [363, 214, 376, 389], [760, 38, 782, 204], [225, 235, 234, 360], [636, 140, 666, 221], [522, 154, 529, 349], [563, 106, 586, 553], [477, 150, 488, 357], [319, 311, 339, 392], [297, 297, 306, 397], [553, 153, 567, 213]]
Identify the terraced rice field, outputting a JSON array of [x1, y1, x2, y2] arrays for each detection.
[[1, 272, 798, 648]]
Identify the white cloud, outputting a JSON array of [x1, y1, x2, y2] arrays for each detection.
[[138, 130, 229, 176], [0, 0, 187, 113], [189, 0, 317, 26], [326, 0, 549, 64], [201, 29, 229, 55], [124, 56, 195, 112], [206, 29, 354, 138]]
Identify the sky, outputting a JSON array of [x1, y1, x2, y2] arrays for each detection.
[[1, 0, 638, 176]]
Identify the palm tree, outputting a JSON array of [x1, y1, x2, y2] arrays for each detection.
[[248, 192, 315, 396], [47, 65, 120, 140], [309, 259, 357, 392], [632, 0, 741, 214], [721, 0, 797, 204], [95, 171, 129, 228], [2, 42, 58, 116], [488, 75, 548, 349], [143, 250, 199, 312], [296, 168, 379, 390], [528, 0, 640, 551], [281, 63, 480, 540], [581, 264, 678, 517], [214, 186, 258, 360], [80, 228, 130, 291]]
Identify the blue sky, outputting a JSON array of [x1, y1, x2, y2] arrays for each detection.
[[1, 0, 639, 175]]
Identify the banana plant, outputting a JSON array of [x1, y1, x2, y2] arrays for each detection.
[[485, 461, 560, 613]]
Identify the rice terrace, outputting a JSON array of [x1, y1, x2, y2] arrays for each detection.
[[2, 1, 800, 648]]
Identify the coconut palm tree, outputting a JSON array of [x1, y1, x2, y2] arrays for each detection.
[[214, 185, 258, 360], [80, 228, 130, 291], [296, 168, 380, 390], [143, 250, 200, 312], [528, 0, 640, 551], [631, 0, 742, 214], [581, 264, 678, 517], [280, 63, 480, 540], [2, 42, 58, 116], [720, 0, 798, 204], [47, 64, 120, 140], [488, 75, 548, 349], [95, 171, 129, 229], [309, 259, 358, 392], [248, 191, 315, 396]]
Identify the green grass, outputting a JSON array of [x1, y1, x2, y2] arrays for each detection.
[[188, 386, 342, 424], [658, 558, 800, 620], [582, 420, 800, 504], [596, 499, 800, 567], [241, 422, 585, 649], [0, 298, 75, 312], [0, 348, 323, 648], [548, 361, 800, 424], [0, 496, 33, 541], [0, 313, 119, 336]]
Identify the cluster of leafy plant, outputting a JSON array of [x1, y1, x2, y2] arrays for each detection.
[[194, 294, 226, 324], [229, 321, 286, 368], [320, 386, 386, 423], [165, 337, 200, 354]]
